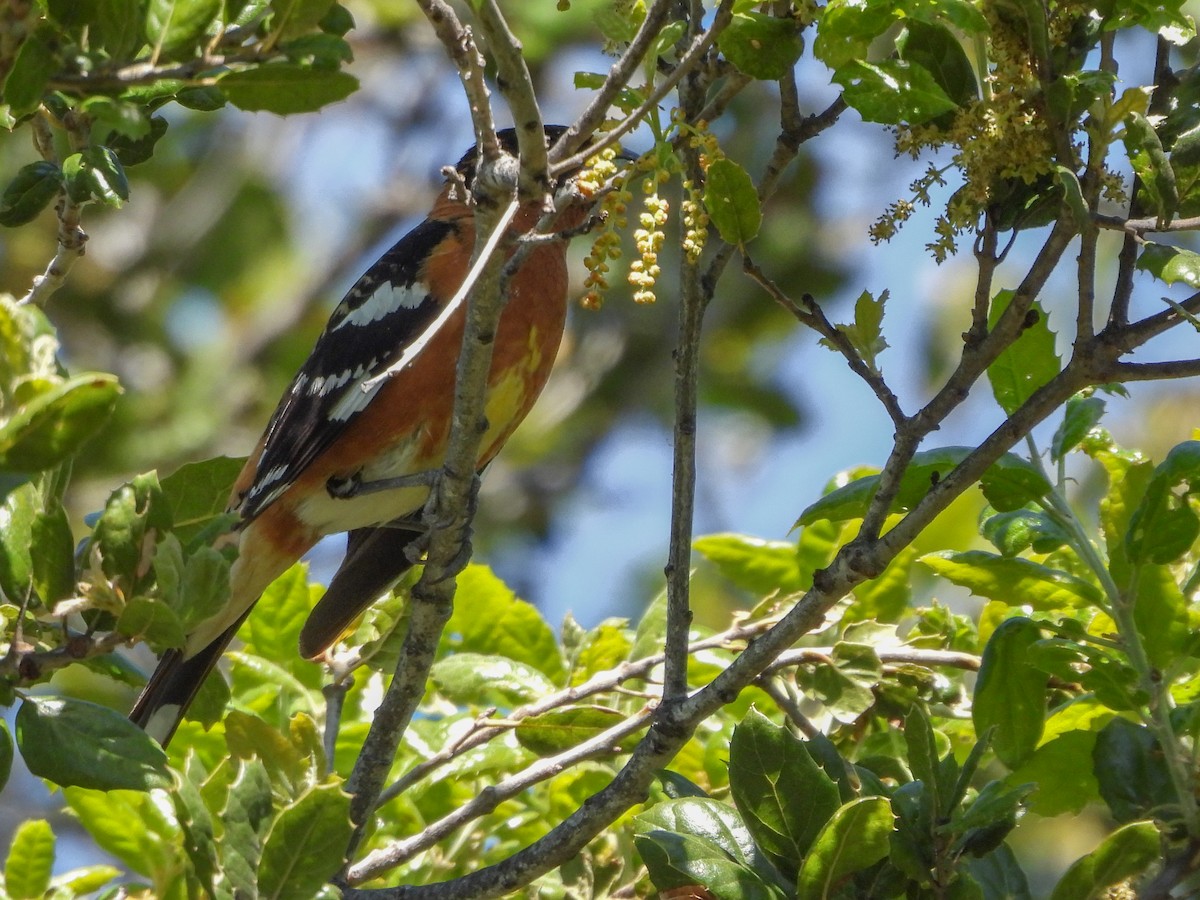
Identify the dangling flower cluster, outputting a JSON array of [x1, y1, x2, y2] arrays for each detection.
[[579, 146, 632, 310], [629, 168, 670, 304], [680, 122, 722, 263]]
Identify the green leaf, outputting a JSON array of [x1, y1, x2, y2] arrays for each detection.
[[223, 760, 274, 898], [0, 481, 35, 602], [91, 471, 169, 588], [257, 782, 353, 900], [920, 551, 1103, 609], [159, 455, 244, 548], [269, 0, 335, 40], [81, 146, 130, 206], [694, 532, 803, 595], [31, 502, 75, 604], [146, 0, 222, 53], [1132, 564, 1190, 668], [442, 564, 564, 682], [820, 289, 889, 371], [1135, 241, 1200, 288], [634, 797, 787, 899], [64, 786, 186, 890], [729, 709, 840, 874], [904, 704, 941, 809], [1007, 730, 1099, 816], [833, 59, 958, 125], [717, 12, 803, 81], [3, 33, 57, 117], [179, 545, 231, 630], [898, 19, 978, 108], [515, 705, 633, 756], [46, 864, 121, 895], [987, 290, 1060, 415], [1054, 165, 1090, 230], [430, 653, 556, 706], [16, 696, 170, 790], [0, 161, 61, 227], [1126, 441, 1200, 565], [813, 0, 901, 69], [703, 157, 761, 245], [796, 797, 893, 899], [171, 770, 218, 896], [1124, 111, 1178, 225], [1093, 719, 1175, 824], [4, 819, 54, 900], [95, 0, 149, 58], [225, 710, 317, 796], [0, 373, 121, 472], [797, 448, 1051, 526], [0, 720, 12, 792], [981, 509, 1070, 557], [220, 65, 358, 114], [117, 596, 187, 649], [1049, 821, 1160, 900], [972, 618, 1046, 768], [962, 845, 1033, 900], [1052, 394, 1106, 462]]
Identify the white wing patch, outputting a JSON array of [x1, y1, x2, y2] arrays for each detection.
[[331, 281, 427, 332]]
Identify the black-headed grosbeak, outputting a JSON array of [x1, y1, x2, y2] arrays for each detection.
[[131, 125, 597, 744]]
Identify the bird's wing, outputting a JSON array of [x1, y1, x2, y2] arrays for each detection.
[[237, 218, 458, 522]]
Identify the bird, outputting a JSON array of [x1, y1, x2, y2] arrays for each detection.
[[130, 125, 602, 745]]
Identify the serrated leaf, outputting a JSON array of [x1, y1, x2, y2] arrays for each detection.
[[0, 720, 12, 792], [220, 65, 357, 113], [694, 533, 803, 595], [442, 564, 564, 682], [0, 161, 61, 227], [1124, 111, 1177, 226], [1052, 394, 1105, 462], [118, 595, 187, 649], [430, 653, 556, 706], [797, 448, 1052, 526], [0, 374, 121, 471], [4, 819, 54, 900], [833, 58, 958, 125], [796, 797, 893, 899], [634, 797, 786, 898], [0, 481, 36, 602], [703, 157, 761, 245], [3, 33, 56, 117], [981, 509, 1070, 556], [1049, 820, 1160, 900], [820, 289, 889, 370], [972, 618, 1046, 768], [515, 705, 633, 756], [223, 759, 274, 898], [31, 503, 74, 604], [257, 782, 352, 900], [146, 0, 222, 53], [269, 0, 335, 40], [179, 545, 231, 630], [1093, 718, 1175, 824], [64, 786, 186, 889], [1126, 441, 1200, 565], [1135, 241, 1200, 288], [729, 709, 840, 874], [16, 696, 170, 790], [920, 551, 1103, 609], [159, 455, 244, 548], [717, 12, 803, 81], [987, 290, 1060, 415]]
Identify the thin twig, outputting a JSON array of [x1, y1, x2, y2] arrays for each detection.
[[744, 257, 907, 427], [551, 0, 736, 177], [551, 0, 676, 165]]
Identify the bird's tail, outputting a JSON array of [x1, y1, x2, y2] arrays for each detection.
[[298, 524, 424, 659], [128, 609, 251, 746]]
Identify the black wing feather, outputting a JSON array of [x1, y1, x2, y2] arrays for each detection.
[[239, 218, 457, 521]]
